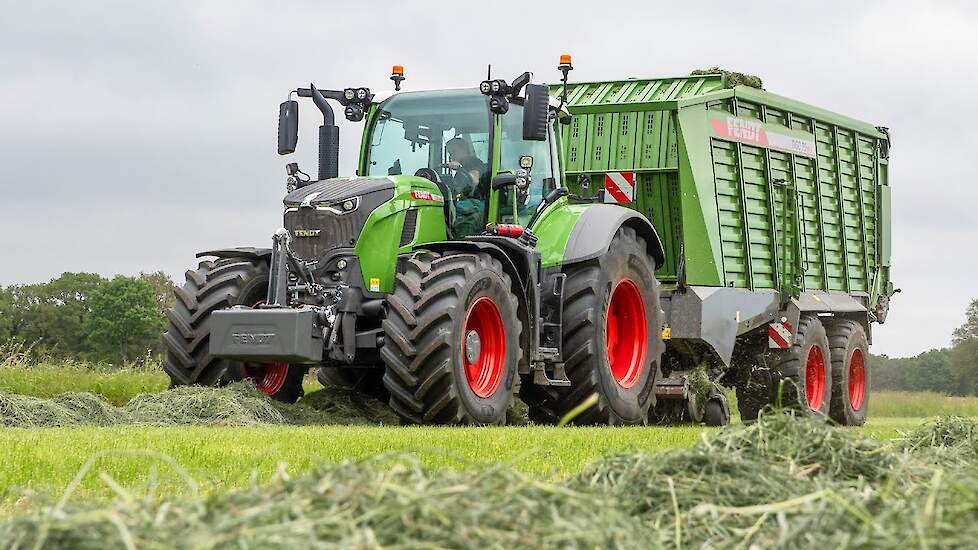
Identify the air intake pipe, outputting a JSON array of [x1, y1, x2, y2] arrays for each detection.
[[309, 84, 339, 181]]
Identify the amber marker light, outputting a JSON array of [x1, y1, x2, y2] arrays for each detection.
[[390, 64, 406, 91]]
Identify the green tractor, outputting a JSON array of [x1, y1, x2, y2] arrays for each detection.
[[163, 58, 667, 425]]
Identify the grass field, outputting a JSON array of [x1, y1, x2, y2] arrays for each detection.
[[1, 363, 976, 515]]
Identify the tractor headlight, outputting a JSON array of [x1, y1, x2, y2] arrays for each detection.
[[343, 88, 356, 101], [314, 196, 360, 214], [356, 87, 369, 100], [336, 259, 348, 270], [479, 80, 492, 94]]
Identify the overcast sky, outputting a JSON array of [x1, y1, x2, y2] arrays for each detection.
[[1, 1, 975, 357]]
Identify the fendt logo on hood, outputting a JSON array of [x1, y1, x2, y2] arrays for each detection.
[[410, 190, 444, 202], [292, 229, 321, 237], [232, 332, 276, 346]]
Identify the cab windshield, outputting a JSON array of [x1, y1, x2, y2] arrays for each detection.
[[366, 89, 490, 237]]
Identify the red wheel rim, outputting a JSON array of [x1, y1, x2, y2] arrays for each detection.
[[848, 348, 866, 410], [805, 345, 827, 411], [605, 279, 648, 389], [461, 297, 506, 398], [243, 299, 290, 396]]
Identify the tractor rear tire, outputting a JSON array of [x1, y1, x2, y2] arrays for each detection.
[[766, 315, 832, 417], [381, 251, 522, 425], [826, 320, 870, 426], [316, 366, 389, 400], [521, 226, 665, 425], [162, 257, 306, 404]]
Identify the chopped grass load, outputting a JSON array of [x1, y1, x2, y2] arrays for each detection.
[[2, 412, 977, 548]]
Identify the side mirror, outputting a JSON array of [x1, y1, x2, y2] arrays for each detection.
[[278, 100, 299, 155], [491, 172, 517, 190], [522, 84, 549, 141]]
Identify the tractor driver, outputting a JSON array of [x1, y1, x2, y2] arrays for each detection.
[[446, 136, 488, 199], [445, 136, 488, 237]]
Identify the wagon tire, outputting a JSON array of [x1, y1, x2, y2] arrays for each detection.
[[826, 320, 870, 426], [767, 314, 832, 417]]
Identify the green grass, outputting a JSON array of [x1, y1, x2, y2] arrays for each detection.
[[1, 362, 976, 513], [0, 363, 168, 406], [871, 390, 978, 417], [0, 417, 927, 512]]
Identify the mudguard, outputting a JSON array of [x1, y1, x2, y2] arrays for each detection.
[[563, 204, 665, 268], [196, 247, 272, 261]]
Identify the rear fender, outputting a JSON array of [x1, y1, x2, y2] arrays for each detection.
[[563, 204, 665, 268]]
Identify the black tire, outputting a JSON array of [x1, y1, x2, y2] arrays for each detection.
[[827, 320, 870, 426], [703, 394, 731, 426], [521, 226, 665, 425], [316, 366, 389, 400], [163, 257, 305, 403], [766, 315, 832, 417], [381, 251, 522, 425]]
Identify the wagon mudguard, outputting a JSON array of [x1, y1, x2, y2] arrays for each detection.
[[562, 204, 665, 269]]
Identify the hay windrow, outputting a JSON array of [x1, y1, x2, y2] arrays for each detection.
[[3, 413, 978, 548], [0, 383, 401, 427]]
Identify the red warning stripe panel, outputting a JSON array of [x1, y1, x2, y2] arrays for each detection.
[[768, 321, 793, 349], [604, 172, 635, 204]]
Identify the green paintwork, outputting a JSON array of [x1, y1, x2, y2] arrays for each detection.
[[551, 75, 893, 309], [353, 175, 446, 293], [529, 198, 590, 268]]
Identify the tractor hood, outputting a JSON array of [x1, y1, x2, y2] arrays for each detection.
[[283, 177, 395, 209], [283, 177, 396, 262]]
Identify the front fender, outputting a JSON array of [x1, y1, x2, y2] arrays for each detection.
[[196, 247, 272, 261]]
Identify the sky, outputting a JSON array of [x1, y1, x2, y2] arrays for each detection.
[[1, 0, 976, 358]]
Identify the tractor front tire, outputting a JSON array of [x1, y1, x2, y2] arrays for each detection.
[[827, 320, 870, 426], [381, 251, 522, 425], [522, 226, 665, 425], [163, 257, 306, 403]]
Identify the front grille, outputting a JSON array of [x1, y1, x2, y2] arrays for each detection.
[[283, 185, 394, 262], [285, 208, 369, 261]]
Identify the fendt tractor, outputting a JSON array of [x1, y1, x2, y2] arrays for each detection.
[[163, 57, 894, 426]]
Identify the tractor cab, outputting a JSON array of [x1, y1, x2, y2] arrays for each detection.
[[359, 86, 560, 237]]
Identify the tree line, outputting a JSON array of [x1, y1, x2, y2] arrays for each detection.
[[872, 299, 978, 395], [0, 272, 175, 364]]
